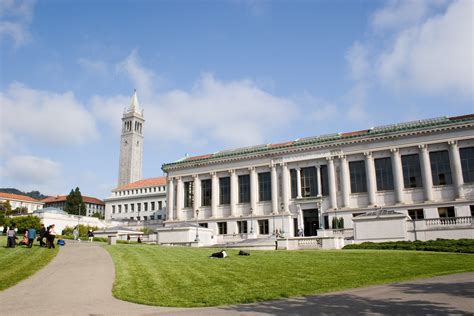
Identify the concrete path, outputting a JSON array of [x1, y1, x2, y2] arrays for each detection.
[[0, 243, 472, 316]]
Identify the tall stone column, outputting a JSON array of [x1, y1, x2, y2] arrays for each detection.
[[390, 148, 404, 204], [250, 167, 257, 213], [296, 167, 302, 198], [211, 172, 218, 218], [167, 177, 174, 221], [316, 164, 322, 197], [326, 157, 337, 209], [271, 163, 278, 214], [339, 155, 351, 208], [365, 152, 377, 206], [448, 140, 465, 199], [193, 174, 201, 217], [281, 163, 290, 213], [419, 144, 434, 202], [230, 169, 237, 216], [175, 177, 183, 221]]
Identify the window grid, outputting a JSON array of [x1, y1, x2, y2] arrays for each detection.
[[258, 172, 272, 201], [320, 165, 329, 196], [201, 179, 212, 206], [375, 157, 394, 191], [430, 150, 452, 186], [290, 169, 297, 198], [402, 154, 423, 188], [300, 167, 317, 197], [238, 175, 250, 203], [258, 219, 269, 234], [408, 209, 424, 220], [237, 221, 248, 234], [184, 181, 194, 208], [460, 147, 474, 183], [219, 177, 231, 205], [349, 161, 367, 193], [217, 222, 227, 235]]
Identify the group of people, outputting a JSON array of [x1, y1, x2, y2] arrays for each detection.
[[5, 224, 57, 249], [72, 226, 95, 242]]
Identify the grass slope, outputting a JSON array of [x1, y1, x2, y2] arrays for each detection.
[[0, 236, 58, 291], [105, 245, 474, 307]]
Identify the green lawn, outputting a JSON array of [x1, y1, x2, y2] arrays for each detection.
[[0, 236, 58, 291], [105, 245, 474, 307]]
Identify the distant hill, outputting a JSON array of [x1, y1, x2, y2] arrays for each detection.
[[0, 188, 48, 200]]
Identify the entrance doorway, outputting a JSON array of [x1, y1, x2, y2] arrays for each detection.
[[303, 209, 319, 236]]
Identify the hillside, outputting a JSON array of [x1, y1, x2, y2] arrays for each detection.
[[0, 188, 48, 200]]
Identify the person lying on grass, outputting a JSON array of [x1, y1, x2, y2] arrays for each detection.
[[209, 250, 228, 258]]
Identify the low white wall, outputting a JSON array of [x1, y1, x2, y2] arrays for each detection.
[[36, 213, 121, 235], [353, 215, 408, 242], [157, 226, 216, 246]]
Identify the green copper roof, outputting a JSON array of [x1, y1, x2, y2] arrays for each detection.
[[162, 114, 474, 171]]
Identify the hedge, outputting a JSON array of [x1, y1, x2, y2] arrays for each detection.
[[343, 239, 474, 253]]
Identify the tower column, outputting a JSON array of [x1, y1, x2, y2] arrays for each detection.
[[175, 177, 183, 221], [339, 155, 351, 208], [230, 169, 237, 217], [448, 140, 465, 199], [211, 172, 218, 218], [296, 167, 302, 198], [167, 178, 174, 221], [193, 174, 201, 217], [365, 152, 377, 206], [391, 148, 405, 204], [281, 163, 290, 213], [271, 163, 278, 214], [250, 167, 257, 213], [327, 157, 337, 209], [316, 164, 322, 197], [419, 144, 434, 202]]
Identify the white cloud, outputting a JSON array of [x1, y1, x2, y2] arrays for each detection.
[[0, 155, 62, 193], [77, 58, 108, 75], [346, 42, 370, 81], [90, 94, 130, 133], [0, 82, 99, 146], [377, 0, 473, 97], [116, 50, 156, 99], [0, 0, 35, 46]]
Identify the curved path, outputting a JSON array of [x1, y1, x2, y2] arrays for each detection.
[[0, 242, 472, 315]]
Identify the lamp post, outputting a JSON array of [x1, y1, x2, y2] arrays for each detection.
[[249, 208, 254, 234], [280, 202, 285, 238], [194, 209, 200, 242]]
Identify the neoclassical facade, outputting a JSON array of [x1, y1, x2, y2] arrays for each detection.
[[41, 195, 105, 217], [0, 192, 44, 213], [162, 115, 474, 239]]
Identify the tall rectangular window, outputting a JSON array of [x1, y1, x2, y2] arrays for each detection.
[[219, 177, 230, 205], [151, 202, 155, 211], [124, 204, 128, 213], [290, 169, 297, 198], [430, 150, 452, 185], [237, 221, 248, 234], [375, 157, 394, 191], [144, 202, 148, 211], [112, 205, 115, 214], [217, 222, 227, 235], [460, 147, 474, 183], [137, 203, 141, 212], [349, 160, 367, 193], [238, 175, 250, 203], [201, 179, 212, 206], [258, 219, 269, 234], [131, 203, 135, 212], [321, 165, 329, 196], [118, 205, 122, 213], [301, 167, 317, 197], [158, 201, 162, 210], [184, 181, 194, 208], [402, 154, 423, 188], [258, 172, 271, 201]]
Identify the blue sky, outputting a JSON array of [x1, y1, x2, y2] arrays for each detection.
[[0, 0, 472, 199]]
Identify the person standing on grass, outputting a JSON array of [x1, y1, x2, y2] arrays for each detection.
[[6, 225, 16, 248], [127, 234, 130, 243], [88, 230, 94, 243], [47, 224, 56, 249], [27, 227, 36, 248], [39, 224, 46, 247]]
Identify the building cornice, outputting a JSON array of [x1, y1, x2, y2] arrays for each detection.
[[162, 115, 474, 172]]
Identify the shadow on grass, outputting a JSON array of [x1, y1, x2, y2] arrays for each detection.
[[215, 280, 473, 315]]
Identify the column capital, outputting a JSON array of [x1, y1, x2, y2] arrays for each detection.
[[326, 156, 334, 161], [210, 171, 217, 176], [192, 174, 199, 179], [390, 147, 399, 153], [364, 151, 372, 157], [229, 169, 235, 174], [448, 140, 458, 147], [338, 154, 346, 160], [295, 166, 301, 171], [315, 163, 321, 169], [418, 144, 428, 150], [248, 166, 255, 171], [176, 176, 182, 181], [280, 162, 287, 167]]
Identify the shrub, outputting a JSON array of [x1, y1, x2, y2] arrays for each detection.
[[62, 224, 99, 237], [3, 216, 41, 232], [343, 239, 474, 253]]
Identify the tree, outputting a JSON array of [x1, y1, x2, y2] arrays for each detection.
[[4, 215, 41, 232], [91, 212, 104, 220], [64, 187, 86, 216]]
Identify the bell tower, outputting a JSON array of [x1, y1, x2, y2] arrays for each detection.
[[118, 90, 144, 186]]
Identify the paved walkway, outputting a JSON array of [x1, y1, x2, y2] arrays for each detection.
[[0, 242, 472, 315]]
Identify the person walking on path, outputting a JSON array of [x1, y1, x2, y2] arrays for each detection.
[[47, 224, 56, 249], [27, 227, 36, 248], [6, 225, 16, 248], [73, 226, 80, 242], [88, 230, 94, 243], [39, 224, 46, 247]]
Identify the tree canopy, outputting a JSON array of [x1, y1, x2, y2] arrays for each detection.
[[64, 187, 86, 215]]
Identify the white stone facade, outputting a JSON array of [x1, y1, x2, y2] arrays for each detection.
[[118, 91, 144, 187], [0, 193, 44, 213], [104, 177, 167, 222], [162, 115, 474, 241]]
